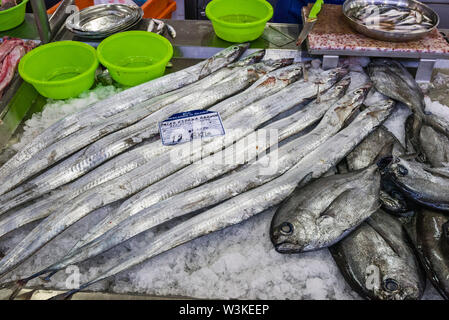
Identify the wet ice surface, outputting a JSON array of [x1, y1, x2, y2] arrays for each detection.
[[11, 85, 121, 153], [420, 70, 449, 106], [0, 206, 442, 299], [425, 96, 449, 121], [0, 68, 446, 300]]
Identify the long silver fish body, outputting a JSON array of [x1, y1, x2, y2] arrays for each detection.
[[175, 68, 348, 168], [210, 62, 302, 119], [0, 74, 348, 283], [420, 125, 449, 167], [42, 94, 394, 298], [50, 95, 395, 299], [0, 66, 343, 277], [379, 156, 449, 212], [330, 209, 425, 300], [0, 58, 286, 212], [57, 76, 354, 260], [0, 52, 260, 197], [0, 64, 304, 237], [0, 44, 250, 187], [0, 55, 274, 211], [68, 70, 351, 242]]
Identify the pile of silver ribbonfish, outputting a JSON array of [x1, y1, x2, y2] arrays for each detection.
[[0, 43, 447, 300]]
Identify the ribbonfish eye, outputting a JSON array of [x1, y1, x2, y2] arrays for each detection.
[[383, 278, 400, 292], [280, 222, 294, 235], [377, 156, 393, 171], [397, 164, 408, 176], [355, 89, 365, 96]]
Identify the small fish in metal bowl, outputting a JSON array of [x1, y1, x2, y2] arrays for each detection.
[[65, 4, 143, 39], [343, 0, 439, 42]]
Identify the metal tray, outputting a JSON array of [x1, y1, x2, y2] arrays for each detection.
[[66, 4, 143, 38], [343, 0, 439, 42]]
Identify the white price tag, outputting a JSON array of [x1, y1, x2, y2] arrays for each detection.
[[159, 110, 225, 146]]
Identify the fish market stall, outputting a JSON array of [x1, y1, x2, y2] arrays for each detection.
[[0, 0, 448, 301]]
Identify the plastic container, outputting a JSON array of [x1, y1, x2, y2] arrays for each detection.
[[154, 0, 176, 19], [206, 0, 273, 43], [47, 0, 176, 19], [97, 31, 173, 86], [18, 41, 99, 99], [0, 0, 29, 31], [141, 0, 168, 18]]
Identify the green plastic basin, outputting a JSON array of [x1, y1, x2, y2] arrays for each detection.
[[0, 0, 29, 31], [97, 31, 173, 87], [206, 0, 273, 43], [18, 41, 99, 100]]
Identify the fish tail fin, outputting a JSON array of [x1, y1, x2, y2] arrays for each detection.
[[4, 267, 56, 299], [41, 269, 59, 283], [5, 278, 28, 300], [49, 285, 87, 300]]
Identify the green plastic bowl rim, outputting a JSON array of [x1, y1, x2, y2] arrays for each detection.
[[18, 40, 99, 86], [97, 31, 174, 74], [0, 0, 29, 14], [205, 0, 273, 28]]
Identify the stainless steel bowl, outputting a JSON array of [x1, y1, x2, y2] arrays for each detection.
[[66, 4, 143, 39], [343, 0, 439, 42]]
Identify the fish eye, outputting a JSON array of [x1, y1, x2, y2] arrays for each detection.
[[397, 165, 408, 176], [280, 222, 293, 235], [383, 279, 400, 292], [355, 89, 364, 95]]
